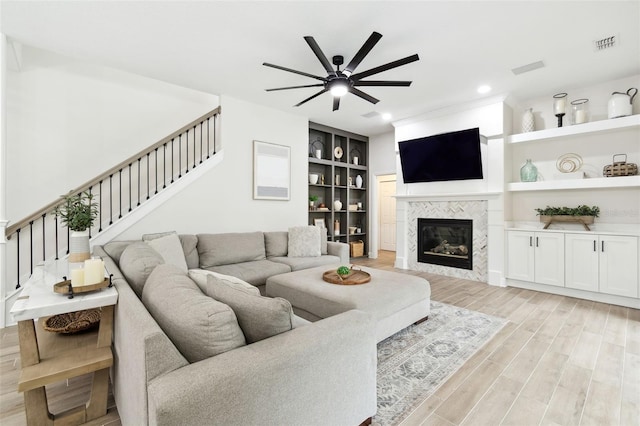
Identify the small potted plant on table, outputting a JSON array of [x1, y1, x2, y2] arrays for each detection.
[[55, 191, 98, 262]]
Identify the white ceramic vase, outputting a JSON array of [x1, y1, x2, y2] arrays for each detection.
[[522, 108, 535, 133], [69, 230, 91, 263], [355, 175, 363, 188], [333, 200, 342, 211]]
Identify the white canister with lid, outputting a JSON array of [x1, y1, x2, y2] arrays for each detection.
[[608, 88, 637, 119]]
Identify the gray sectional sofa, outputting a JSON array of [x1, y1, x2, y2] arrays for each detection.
[[94, 230, 376, 426]]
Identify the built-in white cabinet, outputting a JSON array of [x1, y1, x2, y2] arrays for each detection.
[[506, 230, 565, 287], [508, 230, 639, 303]]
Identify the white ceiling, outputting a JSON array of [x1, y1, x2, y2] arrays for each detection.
[[1, 1, 639, 136]]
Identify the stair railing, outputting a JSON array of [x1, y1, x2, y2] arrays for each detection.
[[4, 106, 220, 290]]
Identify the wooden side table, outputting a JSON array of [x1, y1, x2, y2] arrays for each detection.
[[10, 260, 118, 425]]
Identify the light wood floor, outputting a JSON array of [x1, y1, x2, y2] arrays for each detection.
[[1, 251, 638, 425]]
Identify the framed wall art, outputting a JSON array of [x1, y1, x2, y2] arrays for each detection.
[[253, 140, 291, 200]]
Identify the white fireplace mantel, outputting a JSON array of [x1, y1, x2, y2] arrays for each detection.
[[395, 191, 502, 202]]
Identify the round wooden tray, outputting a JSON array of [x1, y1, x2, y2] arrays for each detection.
[[53, 278, 111, 295], [322, 268, 371, 285]]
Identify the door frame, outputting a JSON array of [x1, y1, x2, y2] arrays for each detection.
[[369, 173, 396, 258]]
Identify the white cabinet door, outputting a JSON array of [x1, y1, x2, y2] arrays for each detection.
[[534, 232, 565, 287], [565, 233, 599, 292], [599, 235, 639, 298], [506, 231, 534, 281]]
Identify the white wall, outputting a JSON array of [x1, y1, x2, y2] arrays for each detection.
[[115, 95, 309, 238], [5, 44, 219, 222], [367, 130, 396, 257]]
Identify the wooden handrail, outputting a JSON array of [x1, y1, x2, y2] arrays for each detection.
[[6, 106, 221, 237]]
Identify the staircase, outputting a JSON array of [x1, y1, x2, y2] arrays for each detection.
[[2, 107, 221, 322]]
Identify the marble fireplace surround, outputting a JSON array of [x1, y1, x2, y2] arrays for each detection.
[[395, 192, 504, 285]]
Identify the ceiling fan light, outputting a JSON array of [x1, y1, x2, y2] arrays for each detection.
[[330, 82, 349, 97]]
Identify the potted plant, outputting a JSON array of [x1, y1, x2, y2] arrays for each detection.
[[535, 205, 600, 231], [55, 191, 99, 262], [309, 195, 318, 210]]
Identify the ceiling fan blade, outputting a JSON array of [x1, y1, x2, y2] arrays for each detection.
[[266, 83, 325, 92], [263, 62, 327, 81], [333, 96, 341, 111], [351, 54, 420, 81], [304, 36, 336, 76], [349, 88, 379, 104], [344, 31, 383, 76], [353, 80, 412, 87], [295, 88, 329, 107]]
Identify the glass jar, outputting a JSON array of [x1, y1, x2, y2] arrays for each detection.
[[571, 98, 589, 125], [520, 159, 538, 182]]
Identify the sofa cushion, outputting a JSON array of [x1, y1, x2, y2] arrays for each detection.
[[142, 264, 246, 363], [264, 231, 288, 257], [269, 255, 341, 271], [288, 226, 321, 257], [143, 232, 188, 272], [320, 228, 328, 255], [206, 260, 291, 286], [188, 269, 260, 296], [205, 274, 293, 343], [102, 240, 136, 264], [179, 235, 199, 269], [197, 232, 266, 268], [119, 242, 165, 297]]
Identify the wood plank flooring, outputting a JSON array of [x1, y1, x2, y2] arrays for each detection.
[[1, 250, 638, 425]]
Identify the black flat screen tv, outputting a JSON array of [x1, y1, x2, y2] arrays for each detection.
[[398, 127, 483, 183]]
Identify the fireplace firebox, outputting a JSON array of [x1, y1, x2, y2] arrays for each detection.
[[417, 218, 473, 270]]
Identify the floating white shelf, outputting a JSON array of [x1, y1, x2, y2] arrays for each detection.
[[507, 175, 640, 192], [507, 114, 640, 144]]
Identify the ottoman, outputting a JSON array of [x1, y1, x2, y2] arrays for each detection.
[[266, 265, 431, 342]]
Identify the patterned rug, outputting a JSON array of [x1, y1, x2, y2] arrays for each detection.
[[374, 301, 507, 425]]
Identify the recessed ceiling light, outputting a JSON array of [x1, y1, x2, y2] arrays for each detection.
[[477, 85, 491, 94], [381, 113, 392, 121]]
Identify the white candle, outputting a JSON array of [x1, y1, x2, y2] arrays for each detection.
[[575, 110, 587, 124], [315, 149, 322, 159], [71, 268, 85, 287], [554, 98, 566, 115], [84, 258, 104, 285]]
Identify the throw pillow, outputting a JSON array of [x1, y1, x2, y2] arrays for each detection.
[[287, 226, 321, 257], [119, 242, 164, 297], [143, 232, 188, 272], [188, 269, 260, 296], [142, 264, 246, 363], [206, 274, 293, 343], [264, 231, 288, 257]]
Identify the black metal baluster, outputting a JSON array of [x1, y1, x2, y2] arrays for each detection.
[[185, 129, 189, 174], [98, 180, 103, 232], [171, 138, 175, 183], [109, 174, 113, 225], [200, 122, 203, 163], [55, 213, 59, 260], [179, 134, 182, 178], [119, 169, 123, 219], [147, 153, 150, 200], [137, 158, 141, 206], [16, 229, 21, 289], [29, 221, 34, 275], [129, 163, 133, 211], [193, 125, 196, 169], [88, 187, 93, 238], [67, 225, 70, 254], [213, 114, 217, 154], [155, 148, 159, 194], [163, 143, 167, 189], [207, 117, 210, 159], [42, 214, 46, 261]]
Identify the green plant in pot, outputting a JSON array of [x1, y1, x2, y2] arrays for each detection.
[[309, 195, 319, 210], [55, 191, 98, 262], [535, 205, 600, 231]]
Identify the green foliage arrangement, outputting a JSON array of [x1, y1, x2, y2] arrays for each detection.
[[55, 191, 99, 231], [337, 266, 351, 276], [534, 205, 600, 217], [309, 195, 319, 202]]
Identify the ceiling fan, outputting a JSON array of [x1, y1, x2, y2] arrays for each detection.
[[263, 31, 419, 111]]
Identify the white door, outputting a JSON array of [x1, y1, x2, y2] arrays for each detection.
[[565, 233, 599, 292], [534, 232, 565, 287], [599, 235, 639, 298], [506, 230, 534, 282], [379, 178, 396, 251]]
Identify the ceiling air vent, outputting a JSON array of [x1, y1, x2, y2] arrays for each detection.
[[594, 35, 617, 51], [362, 111, 381, 119]]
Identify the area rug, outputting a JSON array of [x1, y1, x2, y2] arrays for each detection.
[[374, 301, 507, 425]]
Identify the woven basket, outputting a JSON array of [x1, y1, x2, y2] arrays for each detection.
[[43, 308, 101, 334], [349, 240, 364, 257], [603, 154, 638, 177]]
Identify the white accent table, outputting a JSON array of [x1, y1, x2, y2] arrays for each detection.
[[10, 260, 118, 425]]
